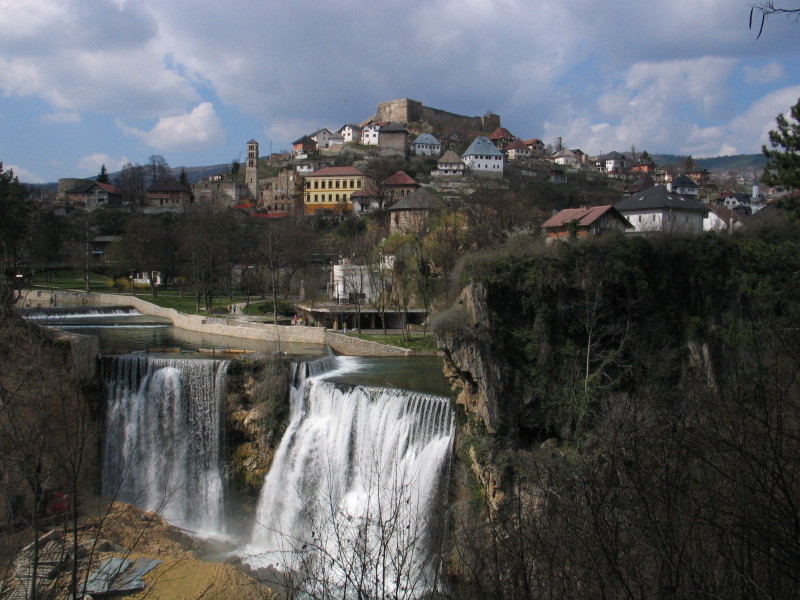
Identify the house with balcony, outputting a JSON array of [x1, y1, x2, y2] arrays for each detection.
[[64, 181, 123, 210], [432, 150, 466, 177]]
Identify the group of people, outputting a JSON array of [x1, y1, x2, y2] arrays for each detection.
[[292, 314, 312, 326]]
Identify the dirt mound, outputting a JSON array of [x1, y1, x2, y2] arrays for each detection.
[[134, 552, 274, 600], [3, 498, 275, 600]]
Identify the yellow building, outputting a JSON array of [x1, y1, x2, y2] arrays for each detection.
[[303, 166, 365, 215]]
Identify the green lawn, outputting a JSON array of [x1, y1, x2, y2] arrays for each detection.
[[350, 332, 439, 353], [29, 270, 112, 290], [27, 270, 247, 315]]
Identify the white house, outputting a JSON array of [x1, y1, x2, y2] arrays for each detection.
[[310, 129, 338, 149], [596, 151, 631, 174], [330, 257, 395, 304], [614, 185, 708, 233], [524, 139, 546, 155], [338, 124, 363, 143], [506, 139, 532, 160], [552, 148, 578, 167], [704, 204, 744, 232], [462, 136, 504, 176], [361, 122, 382, 146], [410, 133, 442, 156], [667, 175, 699, 196], [432, 150, 465, 177]]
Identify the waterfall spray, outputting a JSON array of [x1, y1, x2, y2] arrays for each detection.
[[102, 355, 228, 535], [246, 355, 455, 598]]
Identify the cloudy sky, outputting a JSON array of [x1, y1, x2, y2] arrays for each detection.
[[1, 0, 799, 183]]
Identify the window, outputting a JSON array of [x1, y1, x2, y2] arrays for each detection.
[[335, 180, 340, 189], [314, 181, 319, 189], [321, 180, 326, 189]]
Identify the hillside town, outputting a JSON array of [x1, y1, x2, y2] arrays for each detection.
[[51, 97, 786, 226], [4, 95, 797, 322]]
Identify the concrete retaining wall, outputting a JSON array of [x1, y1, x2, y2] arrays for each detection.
[[18, 290, 412, 357]]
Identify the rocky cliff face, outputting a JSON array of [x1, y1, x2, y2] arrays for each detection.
[[225, 358, 291, 514], [436, 282, 540, 439], [434, 283, 534, 511]]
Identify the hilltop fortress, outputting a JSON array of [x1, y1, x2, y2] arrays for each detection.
[[364, 98, 500, 133]]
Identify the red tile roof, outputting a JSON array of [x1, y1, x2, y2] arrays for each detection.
[[306, 166, 365, 177], [351, 185, 380, 198], [506, 139, 529, 151], [382, 171, 417, 186], [542, 205, 628, 229], [488, 127, 514, 140]]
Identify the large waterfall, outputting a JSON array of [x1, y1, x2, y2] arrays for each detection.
[[245, 355, 455, 598], [102, 355, 228, 534]]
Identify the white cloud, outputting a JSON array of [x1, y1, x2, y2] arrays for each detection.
[[0, 0, 195, 118], [6, 164, 46, 184], [543, 57, 742, 155], [40, 112, 81, 125], [680, 85, 800, 156], [118, 102, 227, 152], [743, 61, 785, 85], [76, 153, 129, 175]]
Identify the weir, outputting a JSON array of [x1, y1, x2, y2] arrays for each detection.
[[101, 355, 229, 534], [21, 306, 140, 320], [246, 355, 455, 597]]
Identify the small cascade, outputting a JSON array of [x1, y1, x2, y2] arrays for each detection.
[[101, 354, 228, 534], [246, 356, 455, 597], [22, 306, 140, 320]]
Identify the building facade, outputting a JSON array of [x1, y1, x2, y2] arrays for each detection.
[[303, 166, 366, 215]]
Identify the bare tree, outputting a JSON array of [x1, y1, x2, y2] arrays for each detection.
[[147, 155, 171, 186], [751, 2, 800, 37]]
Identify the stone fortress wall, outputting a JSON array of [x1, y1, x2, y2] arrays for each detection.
[[370, 98, 500, 133]]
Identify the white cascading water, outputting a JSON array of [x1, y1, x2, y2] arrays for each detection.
[[102, 355, 228, 535], [245, 355, 455, 598]]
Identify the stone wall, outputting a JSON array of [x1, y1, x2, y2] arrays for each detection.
[[373, 98, 500, 133], [18, 290, 412, 357]]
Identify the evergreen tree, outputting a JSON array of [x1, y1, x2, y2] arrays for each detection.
[[0, 163, 30, 312], [762, 97, 800, 189], [96, 164, 110, 184], [179, 167, 189, 187]]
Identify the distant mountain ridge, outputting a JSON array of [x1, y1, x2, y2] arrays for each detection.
[[652, 153, 767, 174], [29, 153, 768, 189]]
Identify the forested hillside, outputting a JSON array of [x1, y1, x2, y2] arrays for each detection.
[[435, 222, 800, 599]]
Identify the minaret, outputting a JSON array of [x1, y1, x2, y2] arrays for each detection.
[[245, 139, 259, 199]]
